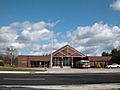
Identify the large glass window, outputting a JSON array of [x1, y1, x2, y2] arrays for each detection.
[[63, 57, 71, 66], [53, 57, 60, 66], [31, 61, 49, 67]]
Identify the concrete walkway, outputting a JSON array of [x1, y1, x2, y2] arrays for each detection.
[[0, 68, 120, 74], [1, 83, 120, 90], [46, 68, 120, 73]]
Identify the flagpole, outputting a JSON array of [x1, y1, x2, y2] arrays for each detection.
[[48, 22, 53, 68]]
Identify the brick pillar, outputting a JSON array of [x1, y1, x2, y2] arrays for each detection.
[[27, 57, 31, 68], [27, 56, 29, 67], [61, 57, 63, 68], [49, 61, 53, 68]]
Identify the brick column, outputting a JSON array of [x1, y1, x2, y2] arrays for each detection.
[[49, 61, 52, 68], [61, 57, 63, 68]]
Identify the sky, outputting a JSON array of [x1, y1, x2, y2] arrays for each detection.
[[0, 0, 120, 56]]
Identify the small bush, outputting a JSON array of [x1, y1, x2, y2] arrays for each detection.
[[95, 62, 101, 68]]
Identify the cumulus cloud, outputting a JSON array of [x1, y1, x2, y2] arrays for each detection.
[[110, 0, 120, 11], [1, 21, 120, 56], [0, 21, 53, 55], [17, 28, 52, 43], [67, 22, 120, 56], [0, 26, 17, 43], [17, 21, 53, 43]]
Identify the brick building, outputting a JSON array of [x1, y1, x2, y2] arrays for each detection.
[[88, 56, 112, 67], [17, 55, 51, 68], [17, 45, 112, 68]]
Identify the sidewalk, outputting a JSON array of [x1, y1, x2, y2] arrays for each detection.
[[0, 68, 120, 74], [1, 83, 120, 90], [46, 68, 120, 73]]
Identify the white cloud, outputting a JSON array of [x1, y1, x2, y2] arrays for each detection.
[[0, 21, 54, 55], [67, 22, 120, 56], [1, 21, 120, 56], [11, 43, 25, 50], [110, 0, 120, 11], [27, 43, 53, 55], [17, 21, 53, 43], [21, 21, 32, 31], [18, 28, 52, 43], [0, 26, 17, 43], [27, 40, 69, 55], [32, 21, 46, 30], [53, 41, 68, 51]]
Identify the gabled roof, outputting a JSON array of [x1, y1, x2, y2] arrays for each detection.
[[52, 45, 85, 57]]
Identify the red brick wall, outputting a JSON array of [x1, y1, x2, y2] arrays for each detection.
[[17, 55, 51, 67], [17, 56, 28, 67], [88, 56, 112, 67]]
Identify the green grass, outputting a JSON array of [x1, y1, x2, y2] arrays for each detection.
[[0, 67, 46, 72]]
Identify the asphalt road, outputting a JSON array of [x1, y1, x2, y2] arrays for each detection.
[[0, 73, 120, 85]]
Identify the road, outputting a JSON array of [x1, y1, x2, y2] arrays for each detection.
[[0, 73, 120, 85]]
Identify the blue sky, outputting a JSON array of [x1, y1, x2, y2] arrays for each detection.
[[0, 0, 120, 55], [0, 0, 119, 30]]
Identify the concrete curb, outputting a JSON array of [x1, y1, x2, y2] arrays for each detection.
[[0, 68, 120, 74], [0, 71, 48, 74], [0, 71, 120, 74], [0, 83, 120, 90]]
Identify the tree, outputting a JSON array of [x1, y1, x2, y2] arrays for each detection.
[[102, 52, 110, 56], [102, 48, 120, 57], [102, 48, 120, 64], [111, 49, 120, 57]]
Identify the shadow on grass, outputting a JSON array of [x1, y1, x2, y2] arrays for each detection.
[[0, 67, 46, 72]]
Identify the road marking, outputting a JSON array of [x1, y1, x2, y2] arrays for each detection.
[[3, 78, 45, 81]]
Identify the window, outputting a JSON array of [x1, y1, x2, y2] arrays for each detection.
[[63, 57, 71, 66], [53, 57, 60, 66]]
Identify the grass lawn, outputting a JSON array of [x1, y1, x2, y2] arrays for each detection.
[[0, 66, 46, 72]]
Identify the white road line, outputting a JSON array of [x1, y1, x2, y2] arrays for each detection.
[[3, 78, 45, 80]]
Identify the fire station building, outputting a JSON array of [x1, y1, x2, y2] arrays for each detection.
[[17, 45, 112, 68]]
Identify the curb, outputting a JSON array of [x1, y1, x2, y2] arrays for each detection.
[[0, 71, 120, 74]]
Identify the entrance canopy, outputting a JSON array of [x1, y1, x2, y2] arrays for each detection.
[[52, 45, 86, 68], [52, 45, 85, 57]]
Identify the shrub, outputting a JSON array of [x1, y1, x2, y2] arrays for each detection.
[[95, 62, 101, 68]]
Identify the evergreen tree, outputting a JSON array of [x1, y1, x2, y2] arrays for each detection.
[[102, 52, 110, 56]]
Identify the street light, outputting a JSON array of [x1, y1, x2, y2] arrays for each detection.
[[7, 46, 15, 66]]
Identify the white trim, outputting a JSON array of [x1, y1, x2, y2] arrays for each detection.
[[52, 66, 61, 68], [63, 66, 71, 68], [58, 51, 66, 56]]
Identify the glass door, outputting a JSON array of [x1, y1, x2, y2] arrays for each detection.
[[53, 57, 61, 68], [63, 57, 71, 68]]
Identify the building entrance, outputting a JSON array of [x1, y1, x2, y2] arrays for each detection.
[[52, 57, 61, 68], [63, 57, 71, 68], [52, 57, 71, 68]]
